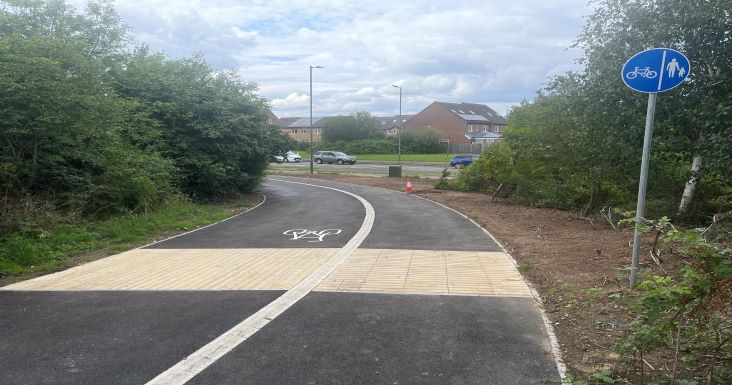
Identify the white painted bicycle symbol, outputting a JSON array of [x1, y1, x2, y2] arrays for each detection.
[[283, 229, 342, 242], [625, 66, 657, 79]]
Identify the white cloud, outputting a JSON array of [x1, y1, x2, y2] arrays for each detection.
[[84, 0, 591, 116], [271, 92, 309, 110]]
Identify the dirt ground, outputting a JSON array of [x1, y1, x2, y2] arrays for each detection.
[[280, 172, 645, 380]]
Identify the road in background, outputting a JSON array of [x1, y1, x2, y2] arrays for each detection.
[[269, 160, 454, 178]]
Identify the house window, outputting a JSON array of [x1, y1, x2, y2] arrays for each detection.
[[483, 125, 488, 132], [302, 129, 309, 134], [291, 129, 297, 134], [268, 119, 272, 124], [495, 125, 503, 133], [314, 129, 320, 134], [467, 125, 474, 132]]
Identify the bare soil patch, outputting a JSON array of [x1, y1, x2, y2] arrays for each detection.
[[280, 172, 644, 379]]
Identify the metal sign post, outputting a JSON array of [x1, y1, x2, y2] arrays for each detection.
[[629, 93, 656, 287], [621, 48, 690, 287]]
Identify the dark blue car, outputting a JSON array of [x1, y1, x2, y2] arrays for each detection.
[[450, 154, 479, 167]]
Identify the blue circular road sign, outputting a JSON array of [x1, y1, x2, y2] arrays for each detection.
[[622, 48, 690, 93]]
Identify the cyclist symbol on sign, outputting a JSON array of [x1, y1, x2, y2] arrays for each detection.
[[625, 66, 657, 80]]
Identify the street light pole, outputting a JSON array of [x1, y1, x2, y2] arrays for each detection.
[[392, 85, 402, 164], [310, 65, 323, 174]]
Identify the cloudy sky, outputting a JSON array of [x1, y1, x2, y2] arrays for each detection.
[[74, 0, 593, 118]]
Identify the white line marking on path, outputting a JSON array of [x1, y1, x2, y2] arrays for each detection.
[[145, 179, 375, 385]]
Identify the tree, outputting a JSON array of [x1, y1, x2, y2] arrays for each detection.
[[322, 111, 383, 142], [1, 0, 291, 230], [400, 128, 444, 154], [109, 48, 290, 200], [491, 0, 731, 218], [0, 0, 174, 219], [576, 0, 732, 218]]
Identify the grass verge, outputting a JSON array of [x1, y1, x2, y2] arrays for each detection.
[[0, 197, 257, 282]]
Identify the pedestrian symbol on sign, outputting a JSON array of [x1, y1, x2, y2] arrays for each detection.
[[666, 58, 684, 78]]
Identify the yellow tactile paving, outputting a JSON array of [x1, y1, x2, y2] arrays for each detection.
[[2, 248, 532, 297], [1, 248, 338, 291], [315, 249, 533, 297]]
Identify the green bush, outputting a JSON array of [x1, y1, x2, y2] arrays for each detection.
[[434, 168, 452, 190], [0, 0, 289, 230], [615, 217, 732, 384], [401, 129, 445, 153], [342, 139, 397, 154]]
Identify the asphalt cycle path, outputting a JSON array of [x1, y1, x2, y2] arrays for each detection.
[[1, 176, 561, 384]]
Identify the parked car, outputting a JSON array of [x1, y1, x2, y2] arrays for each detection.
[[284, 151, 302, 162], [450, 154, 479, 167], [274, 151, 302, 163], [314, 151, 357, 165]]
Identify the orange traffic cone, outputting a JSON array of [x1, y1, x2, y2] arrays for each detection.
[[404, 178, 414, 193]]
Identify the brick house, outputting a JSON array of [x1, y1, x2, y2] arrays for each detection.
[[403, 102, 507, 144], [274, 116, 329, 143]]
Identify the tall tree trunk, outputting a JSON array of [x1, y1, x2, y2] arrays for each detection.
[[677, 153, 703, 217]]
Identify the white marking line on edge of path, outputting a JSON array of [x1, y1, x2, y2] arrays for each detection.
[[145, 179, 375, 385]]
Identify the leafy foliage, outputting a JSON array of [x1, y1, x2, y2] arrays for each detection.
[[0, 0, 290, 272], [314, 128, 446, 155], [0, 0, 174, 220], [322, 112, 383, 142], [615, 217, 732, 384], [433, 168, 452, 190], [400, 128, 445, 153], [109, 48, 289, 200], [1, 0, 286, 213], [446, 0, 731, 221]]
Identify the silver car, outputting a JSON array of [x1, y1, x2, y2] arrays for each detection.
[[314, 151, 357, 165]]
